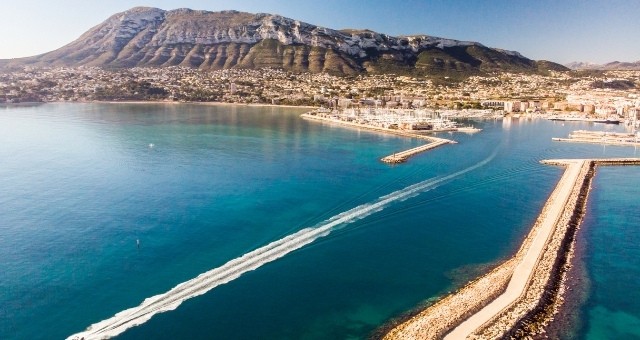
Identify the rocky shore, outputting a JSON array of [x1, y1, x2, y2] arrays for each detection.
[[382, 260, 516, 339]]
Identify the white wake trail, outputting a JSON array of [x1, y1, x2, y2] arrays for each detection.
[[68, 154, 495, 340]]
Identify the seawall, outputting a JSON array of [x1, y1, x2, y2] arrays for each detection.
[[382, 158, 640, 339]]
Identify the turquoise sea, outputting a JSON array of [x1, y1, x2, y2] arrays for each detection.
[[0, 103, 637, 339], [575, 166, 640, 340]]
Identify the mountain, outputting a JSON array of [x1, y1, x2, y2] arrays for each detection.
[[565, 60, 640, 71], [1, 7, 567, 76], [564, 61, 600, 70]]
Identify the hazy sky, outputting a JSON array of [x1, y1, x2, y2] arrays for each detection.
[[0, 0, 638, 64]]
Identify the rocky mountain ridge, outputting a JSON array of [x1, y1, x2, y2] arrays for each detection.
[[565, 60, 640, 71], [1, 7, 567, 76]]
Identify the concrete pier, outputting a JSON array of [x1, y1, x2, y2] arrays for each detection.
[[384, 158, 640, 339], [380, 140, 451, 164], [553, 129, 640, 147], [301, 113, 456, 164], [443, 159, 587, 339]]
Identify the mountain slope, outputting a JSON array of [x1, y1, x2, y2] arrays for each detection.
[[2, 7, 568, 76], [565, 60, 640, 70]]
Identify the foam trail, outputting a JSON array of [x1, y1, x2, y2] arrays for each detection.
[[68, 153, 495, 340]]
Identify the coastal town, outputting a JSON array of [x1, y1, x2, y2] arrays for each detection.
[[2, 65, 639, 165], [1, 67, 639, 123]]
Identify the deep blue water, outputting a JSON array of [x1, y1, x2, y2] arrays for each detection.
[[0, 103, 637, 339]]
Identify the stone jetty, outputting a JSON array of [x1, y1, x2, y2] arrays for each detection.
[[380, 140, 452, 164], [383, 158, 640, 339], [553, 129, 640, 147]]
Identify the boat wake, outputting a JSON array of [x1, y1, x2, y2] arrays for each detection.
[[68, 153, 496, 340]]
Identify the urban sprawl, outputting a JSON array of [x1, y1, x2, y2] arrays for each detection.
[[1, 67, 639, 124]]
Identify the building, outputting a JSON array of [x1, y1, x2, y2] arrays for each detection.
[[481, 100, 505, 109], [504, 101, 521, 113]]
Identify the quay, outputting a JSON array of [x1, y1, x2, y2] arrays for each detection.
[[301, 112, 457, 164], [553, 129, 640, 147], [384, 158, 640, 339], [380, 140, 451, 164]]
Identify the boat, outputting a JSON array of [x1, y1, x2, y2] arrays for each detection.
[[591, 119, 621, 124]]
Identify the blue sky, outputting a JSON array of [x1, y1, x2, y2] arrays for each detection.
[[0, 0, 638, 64]]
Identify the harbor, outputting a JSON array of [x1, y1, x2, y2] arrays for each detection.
[[301, 109, 473, 163], [304, 108, 483, 133], [384, 158, 640, 339], [547, 116, 622, 124], [553, 129, 640, 147]]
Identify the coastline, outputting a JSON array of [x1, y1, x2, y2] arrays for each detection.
[[382, 158, 640, 339], [69, 100, 318, 110]]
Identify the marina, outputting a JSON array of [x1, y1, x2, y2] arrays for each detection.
[[305, 108, 482, 133], [301, 109, 468, 163]]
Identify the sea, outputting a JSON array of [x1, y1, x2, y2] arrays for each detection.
[[0, 103, 637, 339]]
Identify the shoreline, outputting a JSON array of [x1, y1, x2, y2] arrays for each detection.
[[72, 100, 318, 109], [1, 100, 318, 110], [382, 158, 640, 339], [301, 113, 456, 163]]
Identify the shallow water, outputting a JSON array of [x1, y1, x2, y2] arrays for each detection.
[[0, 103, 637, 339]]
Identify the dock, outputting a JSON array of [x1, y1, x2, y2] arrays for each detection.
[[380, 140, 451, 163], [301, 112, 457, 164], [384, 158, 640, 339], [553, 129, 640, 147]]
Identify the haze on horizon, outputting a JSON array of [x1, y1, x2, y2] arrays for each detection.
[[0, 0, 637, 65]]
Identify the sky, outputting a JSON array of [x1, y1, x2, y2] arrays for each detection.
[[0, 0, 638, 64]]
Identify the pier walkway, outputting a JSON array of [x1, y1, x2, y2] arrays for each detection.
[[380, 140, 451, 164], [443, 159, 585, 339]]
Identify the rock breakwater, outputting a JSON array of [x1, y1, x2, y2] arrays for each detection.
[[382, 158, 640, 339]]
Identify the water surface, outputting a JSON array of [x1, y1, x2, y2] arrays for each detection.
[[0, 103, 637, 339]]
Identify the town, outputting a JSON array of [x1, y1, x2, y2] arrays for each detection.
[[1, 66, 639, 123]]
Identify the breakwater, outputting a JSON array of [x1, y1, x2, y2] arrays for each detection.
[[553, 129, 640, 147], [301, 113, 456, 163], [382, 158, 640, 339], [380, 140, 451, 164]]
